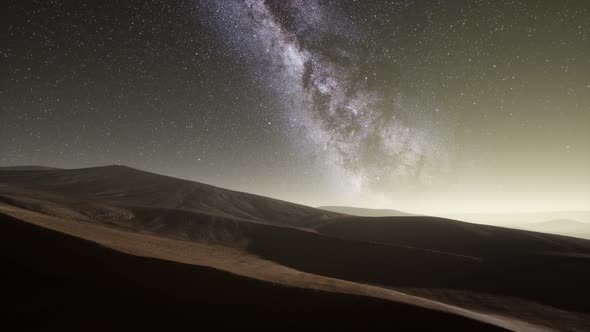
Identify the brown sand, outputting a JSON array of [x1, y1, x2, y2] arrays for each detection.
[[1, 166, 589, 331]]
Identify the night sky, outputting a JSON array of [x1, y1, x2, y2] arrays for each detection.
[[2, 0, 589, 213]]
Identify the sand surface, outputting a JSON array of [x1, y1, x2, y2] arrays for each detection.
[[1, 166, 589, 331]]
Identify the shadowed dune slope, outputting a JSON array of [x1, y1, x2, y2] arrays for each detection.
[[0, 212, 506, 331], [246, 219, 590, 314]]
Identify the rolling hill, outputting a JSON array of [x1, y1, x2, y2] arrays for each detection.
[[1, 166, 589, 331]]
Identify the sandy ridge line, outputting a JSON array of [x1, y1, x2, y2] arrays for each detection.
[[0, 203, 554, 332]]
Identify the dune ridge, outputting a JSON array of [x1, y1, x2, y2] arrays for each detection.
[[1, 166, 589, 331]]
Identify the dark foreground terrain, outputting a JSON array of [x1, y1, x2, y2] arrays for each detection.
[[1, 212, 504, 331], [1, 166, 589, 331]]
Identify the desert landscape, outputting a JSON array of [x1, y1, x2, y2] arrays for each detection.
[[1, 166, 589, 331], [4, 0, 590, 330]]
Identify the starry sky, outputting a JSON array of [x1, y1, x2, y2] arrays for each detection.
[[2, 0, 589, 214]]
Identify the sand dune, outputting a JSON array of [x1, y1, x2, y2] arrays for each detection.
[[1, 166, 589, 331], [318, 205, 590, 240], [3, 211, 511, 331], [0, 166, 339, 228]]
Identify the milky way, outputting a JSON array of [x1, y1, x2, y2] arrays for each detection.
[[210, 0, 450, 196], [5, 0, 588, 212]]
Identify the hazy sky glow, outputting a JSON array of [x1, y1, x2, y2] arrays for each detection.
[[2, 1, 589, 214]]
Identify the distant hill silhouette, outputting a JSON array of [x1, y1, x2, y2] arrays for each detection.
[[0, 165, 61, 171], [515, 219, 590, 240], [318, 205, 413, 217]]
